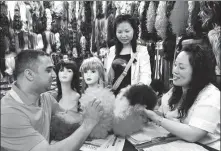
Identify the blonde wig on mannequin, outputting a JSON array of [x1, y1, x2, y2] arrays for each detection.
[[80, 57, 105, 93]]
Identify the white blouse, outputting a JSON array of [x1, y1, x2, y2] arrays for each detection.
[[158, 83, 220, 150]]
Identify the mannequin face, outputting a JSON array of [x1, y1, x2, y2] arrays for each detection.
[[83, 69, 100, 87], [58, 67, 74, 83]]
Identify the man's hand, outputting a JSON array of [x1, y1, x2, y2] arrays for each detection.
[[82, 98, 103, 128]]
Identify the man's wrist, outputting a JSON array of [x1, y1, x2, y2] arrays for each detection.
[[82, 120, 97, 130]]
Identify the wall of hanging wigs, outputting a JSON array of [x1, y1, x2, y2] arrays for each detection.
[[0, 1, 221, 98]]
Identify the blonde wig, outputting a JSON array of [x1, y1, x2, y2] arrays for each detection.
[[208, 26, 221, 74], [80, 57, 105, 93]]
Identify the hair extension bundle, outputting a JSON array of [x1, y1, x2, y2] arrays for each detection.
[[83, 1, 92, 55], [70, 2, 78, 51], [96, 1, 104, 19], [19, 2, 28, 32], [155, 1, 168, 40], [105, 1, 113, 18], [53, 1, 63, 19], [43, 1, 51, 9], [159, 1, 176, 61], [130, 2, 139, 19], [170, 1, 189, 37], [26, 3, 33, 32], [208, 26, 221, 73], [7, 1, 16, 23], [199, 1, 221, 32], [140, 1, 149, 41], [62, 2, 69, 30], [186, 1, 201, 37], [45, 8, 52, 31], [146, 1, 156, 34], [59, 28, 69, 54], [13, 2, 22, 31], [138, 1, 145, 20], [165, 1, 175, 38], [0, 13, 9, 37], [95, 18, 107, 53]]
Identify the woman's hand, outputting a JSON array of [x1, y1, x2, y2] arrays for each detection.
[[142, 109, 158, 121], [141, 109, 163, 126]]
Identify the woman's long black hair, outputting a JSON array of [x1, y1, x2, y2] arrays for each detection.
[[55, 60, 80, 101], [113, 14, 139, 56], [169, 42, 216, 119]]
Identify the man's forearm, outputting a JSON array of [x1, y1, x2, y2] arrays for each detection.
[[49, 122, 95, 151]]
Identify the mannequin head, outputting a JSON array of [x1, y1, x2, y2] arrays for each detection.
[[80, 57, 105, 93]]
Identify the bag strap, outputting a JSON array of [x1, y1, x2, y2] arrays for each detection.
[[112, 53, 137, 91]]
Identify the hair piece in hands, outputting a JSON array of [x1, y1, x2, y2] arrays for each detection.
[[79, 87, 115, 139], [113, 85, 157, 137]]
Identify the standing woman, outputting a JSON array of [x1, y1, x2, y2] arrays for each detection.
[[105, 14, 152, 95]]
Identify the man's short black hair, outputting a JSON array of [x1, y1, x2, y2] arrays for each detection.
[[14, 50, 49, 78]]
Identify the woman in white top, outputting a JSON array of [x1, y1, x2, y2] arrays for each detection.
[[105, 14, 151, 95], [142, 42, 220, 150]]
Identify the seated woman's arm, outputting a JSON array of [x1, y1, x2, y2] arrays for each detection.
[[144, 87, 220, 142], [144, 110, 208, 142]]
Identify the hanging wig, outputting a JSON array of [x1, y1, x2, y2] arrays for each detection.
[[208, 26, 221, 75], [43, 1, 51, 9], [130, 2, 139, 19], [0, 36, 7, 77], [146, 1, 156, 34], [140, 1, 149, 41], [80, 1, 92, 55], [95, 17, 107, 52], [106, 6, 115, 48], [170, 1, 189, 36], [105, 1, 115, 18], [186, 1, 201, 37], [96, 1, 104, 19], [161, 1, 176, 61], [59, 28, 69, 54], [165, 1, 175, 38], [199, 1, 221, 32], [155, 1, 168, 40], [0, 14, 9, 37], [13, 2, 22, 31]]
